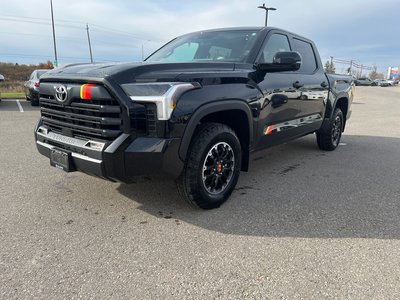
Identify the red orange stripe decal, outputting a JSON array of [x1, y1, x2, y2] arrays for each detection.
[[80, 84, 95, 100], [264, 125, 274, 135]]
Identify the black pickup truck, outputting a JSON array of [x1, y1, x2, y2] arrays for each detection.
[[35, 27, 354, 209]]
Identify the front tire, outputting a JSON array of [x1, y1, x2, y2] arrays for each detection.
[[177, 123, 242, 209], [316, 108, 344, 151]]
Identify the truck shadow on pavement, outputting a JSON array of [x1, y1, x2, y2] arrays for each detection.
[[117, 134, 400, 239]]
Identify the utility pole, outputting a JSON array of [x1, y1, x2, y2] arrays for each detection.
[[257, 3, 277, 27], [86, 23, 93, 63], [359, 64, 363, 78], [348, 60, 353, 75], [50, 0, 58, 67]]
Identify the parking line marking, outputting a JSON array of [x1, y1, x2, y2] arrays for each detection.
[[16, 100, 24, 112]]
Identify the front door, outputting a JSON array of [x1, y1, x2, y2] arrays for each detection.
[[255, 32, 328, 149]]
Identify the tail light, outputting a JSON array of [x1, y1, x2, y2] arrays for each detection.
[[34, 82, 39, 87]]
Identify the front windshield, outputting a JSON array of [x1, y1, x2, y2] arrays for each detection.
[[146, 30, 260, 63]]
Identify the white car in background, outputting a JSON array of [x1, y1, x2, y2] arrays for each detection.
[[374, 79, 391, 87]]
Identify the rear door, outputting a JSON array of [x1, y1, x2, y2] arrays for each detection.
[[288, 36, 327, 128], [291, 37, 329, 122]]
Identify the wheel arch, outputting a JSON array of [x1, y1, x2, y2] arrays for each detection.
[[325, 92, 349, 130], [334, 97, 349, 131], [178, 100, 254, 171]]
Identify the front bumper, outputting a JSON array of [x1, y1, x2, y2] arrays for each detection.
[[35, 122, 184, 182]]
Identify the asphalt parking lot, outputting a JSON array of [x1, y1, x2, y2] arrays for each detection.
[[1, 86, 400, 299]]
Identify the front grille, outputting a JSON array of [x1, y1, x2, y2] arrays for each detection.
[[39, 84, 122, 141]]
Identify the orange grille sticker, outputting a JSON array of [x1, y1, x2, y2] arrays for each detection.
[[80, 84, 95, 100], [264, 125, 274, 135]]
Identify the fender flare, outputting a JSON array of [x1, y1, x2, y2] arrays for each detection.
[[178, 100, 254, 161], [325, 92, 349, 120]]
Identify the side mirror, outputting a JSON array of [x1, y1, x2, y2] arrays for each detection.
[[0, 74, 4, 82], [257, 51, 302, 72]]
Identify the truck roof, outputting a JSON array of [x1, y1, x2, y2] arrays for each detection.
[[185, 26, 314, 44]]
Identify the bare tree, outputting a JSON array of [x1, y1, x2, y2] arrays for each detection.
[[324, 60, 335, 74]]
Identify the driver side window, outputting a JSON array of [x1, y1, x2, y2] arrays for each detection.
[[259, 34, 291, 63]]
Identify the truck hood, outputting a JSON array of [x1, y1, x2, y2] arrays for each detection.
[[40, 62, 255, 85]]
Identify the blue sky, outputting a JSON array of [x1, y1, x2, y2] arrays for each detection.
[[0, 0, 398, 75]]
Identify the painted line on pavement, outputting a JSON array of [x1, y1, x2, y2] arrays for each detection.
[[16, 100, 24, 112]]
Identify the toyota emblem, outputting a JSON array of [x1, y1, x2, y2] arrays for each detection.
[[54, 85, 68, 102]]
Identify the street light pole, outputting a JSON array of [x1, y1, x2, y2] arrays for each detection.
[[86, 23, 94, 63], [50, 0, 58, 67], [257, 3, 277, 27]]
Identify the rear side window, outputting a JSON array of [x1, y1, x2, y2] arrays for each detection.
[[259, 34, 291, 63], [292, 38, 317, 73]]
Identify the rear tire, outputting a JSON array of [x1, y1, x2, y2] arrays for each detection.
[[316, 108, 344, 151], [177, 123, 242, 209]]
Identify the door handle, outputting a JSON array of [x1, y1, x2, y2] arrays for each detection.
[[321, 81, 328, 88], [293, 81, 304, 89]]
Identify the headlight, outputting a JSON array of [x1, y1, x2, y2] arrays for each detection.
[[121, 82, 199, 120]]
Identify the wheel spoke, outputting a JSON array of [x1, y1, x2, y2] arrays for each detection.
[[221, 149, 229, 159], [207, 156, 216, 165], [203, 165, 213, 171], [222, 169, 231, 176], [214, 176, 220, 190], [212, 176, 218, 190], [204, 172, 214, 179]]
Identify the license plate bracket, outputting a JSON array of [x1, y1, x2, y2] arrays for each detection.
[[50, 148, 73, 172]]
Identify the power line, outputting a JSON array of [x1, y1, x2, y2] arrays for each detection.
[[0, 14, 92, 28], [330, 57, 377, 76], [0, 17, 82, 29], [0, 14, 160, 41], [0, 31, 80, 40], [0, 31, 142, 48], [0, 52, 120, 62]]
